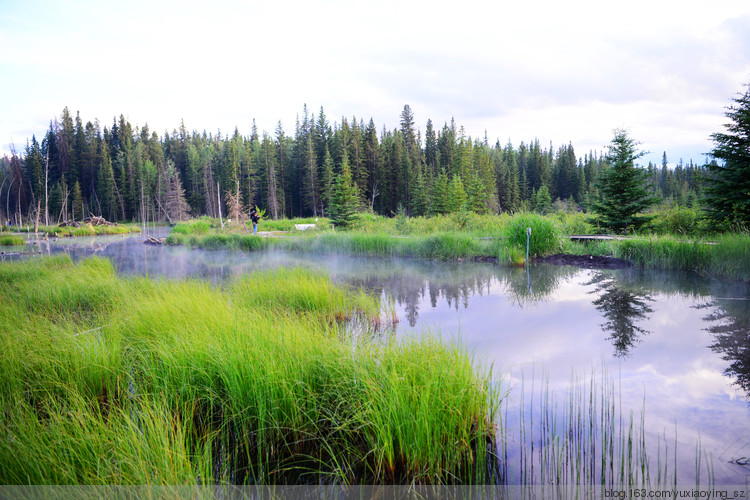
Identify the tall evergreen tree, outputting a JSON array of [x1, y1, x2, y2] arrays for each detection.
[[71, 180, 84, 221], [705, 83, 750, 227], [592, 129, 657, 233], [319, 146, 335, 216], [328, 156, 360, 228], [447, 175, 467, 213]]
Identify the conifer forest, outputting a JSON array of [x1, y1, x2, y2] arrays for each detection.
[[1, 104, 709, 226]]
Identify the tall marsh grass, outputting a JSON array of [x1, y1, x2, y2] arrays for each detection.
[[615, 234, 750, 281], [502, 213, 563, 257], [0, 256, 499, 485]]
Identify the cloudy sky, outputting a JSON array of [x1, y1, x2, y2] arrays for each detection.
[[2, 0, 749, 166]]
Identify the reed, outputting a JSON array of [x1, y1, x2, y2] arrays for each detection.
[[616, 236, 712, 273], [709, 233, 750, 281], [613, 233, 750, 281], [0, 256, 499, 485], [501, 367, 715, 488]]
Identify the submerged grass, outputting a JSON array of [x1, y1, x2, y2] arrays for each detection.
[[0, 256, 499, 485]]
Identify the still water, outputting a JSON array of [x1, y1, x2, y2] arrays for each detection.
[[7, 230, 750, 485]]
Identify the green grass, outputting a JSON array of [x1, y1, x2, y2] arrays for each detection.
[[0, 235, 25, 246], [20, 223, 142, 237], [0, 256, 499, 485], [170, 216, 214, 235]]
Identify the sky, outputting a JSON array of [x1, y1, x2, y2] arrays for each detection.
[[1, 0, 749, 167]]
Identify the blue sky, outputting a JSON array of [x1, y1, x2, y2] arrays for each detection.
[[1, 0, 749, 167]]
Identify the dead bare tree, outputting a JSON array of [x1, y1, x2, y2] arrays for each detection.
[[370, 181, 380, 213], [225, 180, 246, 227]]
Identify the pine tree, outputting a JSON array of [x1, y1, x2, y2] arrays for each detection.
[[71, 180, 84, 221], [430, 169, 450, 215], [410, 167, 429, 216], [447, 175, 467, 213], [465, 173, 488, 214], [592, 129, 656, 233], [97, 141, 119, 221], [260, 133, 280, 219], [328, 156, 360, 228], [705, 83, 750, 227], [532, 185, 552, 214], [319, 147, 335, 216]]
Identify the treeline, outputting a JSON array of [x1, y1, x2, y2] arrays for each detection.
[[0, 104, 710, 225]]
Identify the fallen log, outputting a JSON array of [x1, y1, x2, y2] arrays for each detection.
[[144, 236, 164, 246]]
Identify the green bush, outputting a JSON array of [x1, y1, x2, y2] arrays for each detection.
[[648, 205, 702, 236]]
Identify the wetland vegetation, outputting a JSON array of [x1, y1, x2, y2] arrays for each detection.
[[0, 256, 499, 485]]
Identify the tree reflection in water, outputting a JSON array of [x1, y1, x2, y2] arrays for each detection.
[[704, 297, 750, 398], [587, 272, 654, 357]]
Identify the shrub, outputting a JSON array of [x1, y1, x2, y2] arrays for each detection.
[[648, 205, 702, 236]]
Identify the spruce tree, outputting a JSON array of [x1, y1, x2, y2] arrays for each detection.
[[447, 175, 467, 213], [430, 169, 450, 215], [465, 173, 488, 214], [533, 185, 552, 214], [328, 157, 360, 229], [319, 147, 335, 216], [71, 181, 84, 221], [705, 84, 750, 227], [591, 129, 656, 233]]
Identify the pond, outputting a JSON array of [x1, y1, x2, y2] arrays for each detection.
[[7, 229, 750, 485]]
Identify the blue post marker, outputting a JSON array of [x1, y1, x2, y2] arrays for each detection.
[[526, 227, 531, 266]]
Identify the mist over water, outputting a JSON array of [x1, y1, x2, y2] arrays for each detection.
[[10, 230, 750, 484]]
